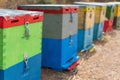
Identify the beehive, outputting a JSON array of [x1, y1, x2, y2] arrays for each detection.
[[104, 3, 115, 32], [18, 5, 79, 71], [108, 2, 120, 29], [113, 2, 120, 17], [113, 3, 120, 29], [0, 9, 43, 80], [87, 3, 106, 40], [76, 2, 106, 23], [74, 2, 106, 40], [74, 2, 95, 51], [93, 4, 106, 40]]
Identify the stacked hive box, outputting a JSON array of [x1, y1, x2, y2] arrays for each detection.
[[74, 2, 106, 40], [74, 3, 95, 51], [18, 5, 79, 71], [109, 2, 120, 29], [104, 3, 115, 32], [93, 3, 106, 40], [0, 9, 43, 80]]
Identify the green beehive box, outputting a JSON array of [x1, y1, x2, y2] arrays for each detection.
[[105, 3, 115, 20], [0, 9, 43, 70]]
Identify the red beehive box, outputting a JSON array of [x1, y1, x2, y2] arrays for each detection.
[[0, 10, 43, 28], [103, 19, 113, 32]]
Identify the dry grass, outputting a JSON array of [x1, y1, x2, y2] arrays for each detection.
[[41, 30, 120, 80]]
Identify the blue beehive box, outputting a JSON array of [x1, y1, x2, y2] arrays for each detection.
[[93, 22, 104, 40], [78, 28, 94, 51], [0, 54, 41, 80], [18, 5, 79, 71]]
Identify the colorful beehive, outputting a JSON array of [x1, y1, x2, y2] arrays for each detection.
[[0, 9, 43, 80], [103, 3, 115, 32], [109, 2, 120, 29], [74, 3, 95, 52], [18, 5, 79, 71], [74, 2, 106, 40], [91, 3, 106, 40]]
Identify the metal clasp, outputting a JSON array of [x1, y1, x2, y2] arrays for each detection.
[[70, 12, 73, 23], [90, 11, 92, 19], [24, 21, 30, 39], [24, 53, 29, 72], [69, 34, 73, 46]]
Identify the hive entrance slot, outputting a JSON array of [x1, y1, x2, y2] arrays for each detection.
[[74, 8, 77, 10], [73, 8, 77, 12], [65, 9, 69, 11], [33, 17, 39, 20], [11, 20, 19, 23], [68, 57, 74, 62]]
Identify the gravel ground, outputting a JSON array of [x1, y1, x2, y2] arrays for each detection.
[[41, 30, 120, 80]]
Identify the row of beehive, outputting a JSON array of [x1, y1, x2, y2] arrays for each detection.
[[0, 2, 120, 80]]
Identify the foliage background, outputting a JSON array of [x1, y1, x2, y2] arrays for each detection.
[[0, 0, 120, 9]]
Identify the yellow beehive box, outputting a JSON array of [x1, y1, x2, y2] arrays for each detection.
[[78, 6, 95, 29], [74, 2, 106, 24], [95, 6, 106, 23], [114, 4, 120, 17]]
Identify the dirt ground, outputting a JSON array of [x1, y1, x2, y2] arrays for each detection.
[[41, 30, 120, 80]]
